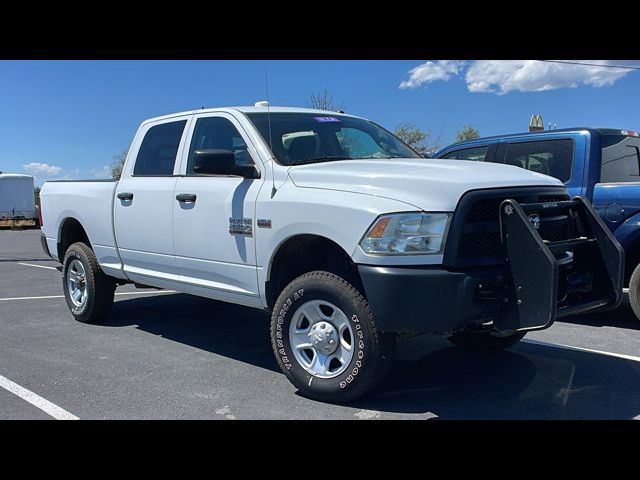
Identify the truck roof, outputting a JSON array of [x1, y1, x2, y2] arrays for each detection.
[[140, 105, 365, 125], [0, 173, 34, 180], [444, 127, 636, 149]]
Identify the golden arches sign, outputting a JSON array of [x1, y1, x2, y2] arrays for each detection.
[[529, 114, 544, 131]]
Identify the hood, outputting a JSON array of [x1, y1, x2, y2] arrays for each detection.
[[288, 158, 565, 211]]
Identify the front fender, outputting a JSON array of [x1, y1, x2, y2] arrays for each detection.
[[254, 184, 416, 305]]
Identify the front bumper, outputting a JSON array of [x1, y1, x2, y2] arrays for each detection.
[[358, 196, 624, 335], [358, 265, 493, 334]]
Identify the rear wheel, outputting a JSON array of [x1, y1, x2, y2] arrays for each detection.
[[447, 323, 526, 351], [62, 242, 115, 324], [270, 271, 395, 403]]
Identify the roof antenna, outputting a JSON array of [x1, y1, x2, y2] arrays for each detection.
[[264, 66, 277, 198]]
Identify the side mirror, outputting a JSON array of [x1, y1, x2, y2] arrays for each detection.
[[192, 149, 260, 179]]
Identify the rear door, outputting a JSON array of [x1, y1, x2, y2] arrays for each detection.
[[114, 115, 192, 283], [594, 133, 640, 230]]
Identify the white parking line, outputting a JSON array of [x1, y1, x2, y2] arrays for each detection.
[[0, 374, 79, 420], [0, 290, 177, 302], [523, 338, 640, 363], [17, 262, 58, 271]]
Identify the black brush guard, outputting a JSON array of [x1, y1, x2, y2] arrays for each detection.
[[497, 196, 624, 332]]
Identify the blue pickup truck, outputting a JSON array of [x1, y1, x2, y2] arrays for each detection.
[[435, 128, 640, 320]]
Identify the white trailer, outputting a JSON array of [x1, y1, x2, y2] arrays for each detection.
[[0, 173, 37, 228]]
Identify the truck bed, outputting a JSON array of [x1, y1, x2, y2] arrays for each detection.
[[40, 180, 123, 276]]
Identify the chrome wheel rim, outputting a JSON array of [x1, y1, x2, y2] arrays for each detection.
[[67, 259, 88, 308], [289, 300, 354, 379]]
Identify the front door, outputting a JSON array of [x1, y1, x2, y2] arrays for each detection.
[[172, 113, 263, 301]]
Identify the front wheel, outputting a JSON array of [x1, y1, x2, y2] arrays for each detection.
[[62, 242, 116, 324], [447, 325, 526, 352], [270, 271, 395, 403]]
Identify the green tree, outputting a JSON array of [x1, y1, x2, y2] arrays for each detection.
[[455, 125, 480, 143], [309, 89, 345, 112], [394, 123, 442, 157], [111, 149, 128, 180], [34, 186, 41, 206]]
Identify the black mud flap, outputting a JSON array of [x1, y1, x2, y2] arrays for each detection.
[[497, 196, 624, 332]]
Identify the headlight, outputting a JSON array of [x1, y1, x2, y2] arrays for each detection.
[[360, 212, 452, 255]]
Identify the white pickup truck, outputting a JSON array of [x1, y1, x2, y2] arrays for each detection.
[[40, 105, 624, 402]]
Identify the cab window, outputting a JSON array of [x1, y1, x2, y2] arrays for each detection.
[[441, 146, 488, 161], [133, 120, 187, 176], [187, 117, 255, 174], [503, 139, 574, 182], [600, 135, 640, 183]]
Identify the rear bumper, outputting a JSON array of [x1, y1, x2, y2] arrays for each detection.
[[358, 265, 492, 334]]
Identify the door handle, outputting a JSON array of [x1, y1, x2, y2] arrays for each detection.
[[176, 193, 197, 203], [117, 192, 134, 201]]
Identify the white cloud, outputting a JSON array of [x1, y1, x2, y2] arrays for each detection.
[[400, 60, 639, 94], [22, 162, 63, 175], [399, 60, 465, 89], [465, 60, 635, 94]]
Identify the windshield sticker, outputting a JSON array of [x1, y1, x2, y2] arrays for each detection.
[[314, 116, 341, 123]]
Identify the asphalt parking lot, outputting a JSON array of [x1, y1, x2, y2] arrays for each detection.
[[1, 229, 639, 420]]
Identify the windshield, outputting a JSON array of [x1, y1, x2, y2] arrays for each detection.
[[245, 112, 421, 166]]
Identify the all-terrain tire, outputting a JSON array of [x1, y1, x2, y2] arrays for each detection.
[[62, 242, 116, 324], [270, 271, 395, 403]]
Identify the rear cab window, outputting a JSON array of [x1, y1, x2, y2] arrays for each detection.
[[133, 120, 187, 176], [502, 139, 574, 182], [600, 134, 640, 183]]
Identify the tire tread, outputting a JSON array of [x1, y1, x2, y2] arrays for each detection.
[[270, 270, 394, 402], [63, 242, 115, 324]]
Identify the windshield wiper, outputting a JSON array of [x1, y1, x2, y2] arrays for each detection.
[[294, 156, 353, 165]]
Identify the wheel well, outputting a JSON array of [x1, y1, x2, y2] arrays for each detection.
[[58, 218, 91, 260], [266, 235, 363, 309]]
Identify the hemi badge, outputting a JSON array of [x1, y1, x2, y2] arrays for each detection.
[[257, 219, 272, 228]]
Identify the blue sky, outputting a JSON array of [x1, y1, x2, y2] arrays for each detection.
[[1, 60, 638, 185]]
